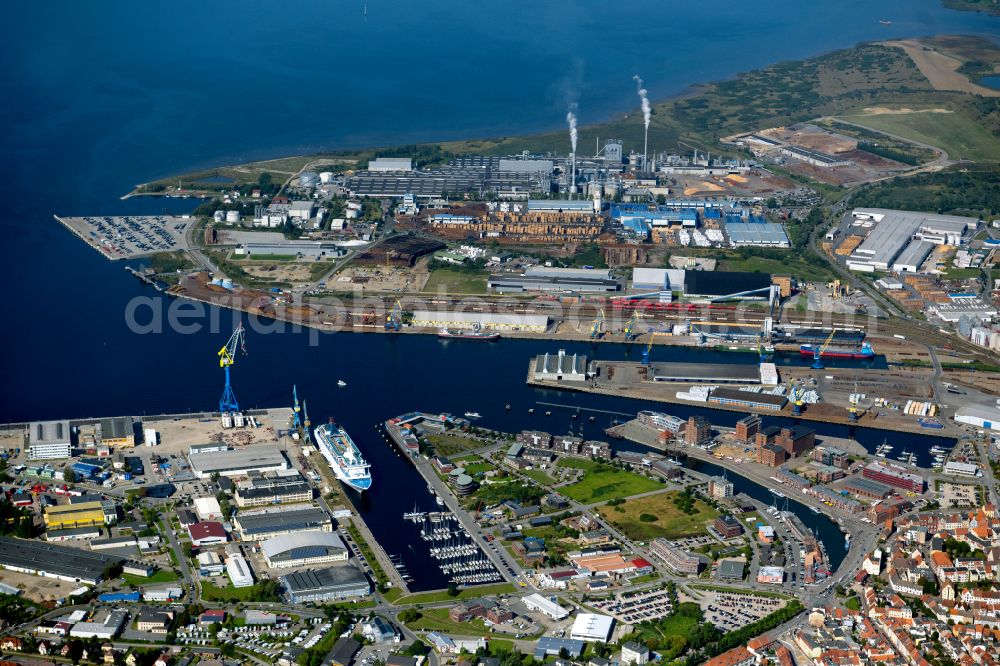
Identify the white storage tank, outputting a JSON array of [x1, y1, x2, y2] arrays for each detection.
[[225, 210, 241, 223], [300, 172, 319, 188], [319, 171, 333, 184]]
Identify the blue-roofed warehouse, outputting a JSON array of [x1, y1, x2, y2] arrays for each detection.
[[724, 213, 790, 247], [535, 637, 585, 659], [98, 591, 141, 602]]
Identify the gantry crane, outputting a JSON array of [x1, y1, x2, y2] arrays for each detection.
[[811, 329, 837, 370], [291, 385, 302, 430], [642, 332, 671, 365], [218, 323, 247, 414], [385, 300, 403, 331], [787, 380, 805, 416], [848, 381, 860, 422], [624, 311, 639, 342], [590, 309, 606, 340]]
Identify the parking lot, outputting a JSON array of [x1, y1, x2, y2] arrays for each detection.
[[695, 590, 787, 632], [589, 586, 674, 623], [59, 215, 190, 259]]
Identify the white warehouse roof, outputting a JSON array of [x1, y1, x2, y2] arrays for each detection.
[[955, 403, 1000, 430], [411, 310, 549, 329], [261, 531, 347, 560], [523, 592, 569, 619], [569, 613, 614, 642]]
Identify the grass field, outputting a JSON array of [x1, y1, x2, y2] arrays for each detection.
[[556, 458, 662, 504], [425, 432, 483, 457], [719, 254, 833, 282], [123, 569, 179, 586], [521, 469, 556, 486], [393, 582, 515, 605], [201, 580, 259, 602], [600, 491, 720, 541], [838, 111, 1000, 162], [423, 268, 487, 294], [404, 607, 489, 635]]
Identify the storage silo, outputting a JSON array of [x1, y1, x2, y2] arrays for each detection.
[[225, 210, 241, 223], [300, 172, 319, 188], [319, 171, 333, 184]]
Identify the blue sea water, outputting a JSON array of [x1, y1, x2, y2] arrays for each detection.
[[0, 1, 996, 588]]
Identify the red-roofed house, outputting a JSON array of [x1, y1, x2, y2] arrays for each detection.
[[188, 521, 227, 546], [704, 647, 754, 666]]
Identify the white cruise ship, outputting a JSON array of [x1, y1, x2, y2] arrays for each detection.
[[313, 421, 372, 492]]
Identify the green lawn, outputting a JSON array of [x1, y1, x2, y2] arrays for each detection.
[[201, 580, 259, 602], [521, 469, 556, 485], [423, 268, 487, 294], [600, 491, 720, 540], [838, 111, 1000, 162], [461, 462, 496, 475], [405, 607, 489, 635], [123, 569, 179, 586], [425, 432, 483, 457], [719, 254, 831, 282], [393, 582, 515, 605], [556, 458, 662, 503]]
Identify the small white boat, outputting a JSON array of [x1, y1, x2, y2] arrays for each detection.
[[337, 380, 347, 387], [464, 411, 481, 419]]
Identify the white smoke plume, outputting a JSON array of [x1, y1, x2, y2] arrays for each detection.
[[566, 110, 578, 153], [633, 74, 651, 129]]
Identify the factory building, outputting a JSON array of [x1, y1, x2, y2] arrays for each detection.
[[532, 349, 589, 382], [892, 240, 935, 273], [651, 362, 763, 385], [233, 506, 332, 542], [708, 389, 787, 412], [489, 266, 620, 294], [410, 310, 549, 333], [44, 501, 108, 530], [261, 532, 349, 568], [955, 403, 1000, 432], [724, 214, 790, 248], [98, 417, 134, 448], [187, 445, 290, 479], [842, 477, 894, 500], [280, 566, 371, 603], [234, 242, 346, 260], [234, 472, 313, 507], [846, 208, 977, 273], [779, 146, 851, 167], [630, 267, 685, 292], [523, 593, 570, 620], [27, 421, 72, 460], [0, 536, 122, 585], [570, 613, 614, 642], [226, 551, 255, 588], [862, 461, 924, 493], [368, 157, 413, 172]]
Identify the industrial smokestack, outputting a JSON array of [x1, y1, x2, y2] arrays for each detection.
[[633, 75, 651, 170], [566, 110, 578, 197]]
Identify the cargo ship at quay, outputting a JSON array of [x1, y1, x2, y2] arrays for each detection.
[[437, 325, 499, 341], [799, 342, 876, 360], [313, 420, 372, 492]]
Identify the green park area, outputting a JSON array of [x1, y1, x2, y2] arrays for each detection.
[[600, 490, 720, 541], [556, 458, 662, 504], [521, 468, 556, 486]]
